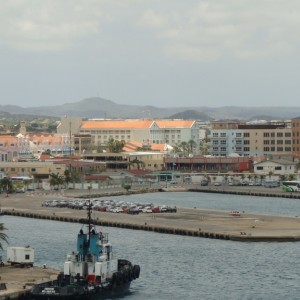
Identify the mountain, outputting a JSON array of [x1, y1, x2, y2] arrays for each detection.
[[0, 97, 300, 120], [168, 110, 212, 121]]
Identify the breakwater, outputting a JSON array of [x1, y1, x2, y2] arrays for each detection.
[[188, 187, 300, 199]]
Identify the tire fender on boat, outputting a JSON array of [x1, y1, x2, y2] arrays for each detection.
[[133, 265, 140, 279]]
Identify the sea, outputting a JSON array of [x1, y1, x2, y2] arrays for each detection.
[[1, 191, 300, 300]]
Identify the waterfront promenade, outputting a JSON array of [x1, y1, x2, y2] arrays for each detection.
[[1, 185, 300, 242]]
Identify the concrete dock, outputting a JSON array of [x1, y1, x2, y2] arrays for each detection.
[[0, 264, 59, 299], [0, 186, 300, 298], [0, 187, 300, 242]]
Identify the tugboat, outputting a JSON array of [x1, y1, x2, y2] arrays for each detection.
[[29, 200, 140, 299]]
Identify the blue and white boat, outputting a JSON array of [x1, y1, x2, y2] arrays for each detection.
[[29, 201, 140, 300]]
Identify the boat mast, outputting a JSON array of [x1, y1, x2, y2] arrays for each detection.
[[87, 186, 92, 244]]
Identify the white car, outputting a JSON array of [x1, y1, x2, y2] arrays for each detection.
[[214, 182, 221, 186]]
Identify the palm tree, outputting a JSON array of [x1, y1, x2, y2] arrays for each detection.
[[49, 173, 64, 190], [187, 139, 196, 154], [260, 174, 266, 184], [106, 138, 125, 153], [179, 141, 189, 156], [128, 158, 145, 170], [0, 223, 8, 250], [268, 171, 273, 179], [254, 174, 258, 184], [64, 170, 72, 188], [279, 174, 287, 182], [0, 177, 13, 196], [288, 173, 295, 181]]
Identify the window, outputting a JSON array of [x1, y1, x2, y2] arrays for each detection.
[[220, 133, 226, 137], [285, 132, 291, 137], [285, 140, 291, 144], [277, 132, 283, 137], [244, 147, 250, 151], [244, 132, 250, 137], [277, 140, 283, 145], [257, 166, 263, 170], [213, 133, 219, 137], [236, 133, 242, 137], [271, 147, 275, 151], [263, 147, 270, 151], [271, 132, 275, 137], [277, 147, 283, 151], [244, 140, 250, 145], [263, 132, 270, 137], [275, 166, 282, 170], [285, 147, 291, 151], [263, 140, 270, 145], [220, 147, 226, 151], [220, 140, 227, 144]]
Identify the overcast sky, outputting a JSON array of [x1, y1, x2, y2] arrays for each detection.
[[1, 0, 300, 108]]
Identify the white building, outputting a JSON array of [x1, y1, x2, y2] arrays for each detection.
[[253, 159, 297, 176]]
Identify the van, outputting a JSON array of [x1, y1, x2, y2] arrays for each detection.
[[200, 180, 209, 186]]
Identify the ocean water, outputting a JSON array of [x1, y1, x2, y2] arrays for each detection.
[[1, 192, 300, 300]]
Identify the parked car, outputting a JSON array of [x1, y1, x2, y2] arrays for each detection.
[[200, 180, 209, 186], [214, 182, 221, 186]]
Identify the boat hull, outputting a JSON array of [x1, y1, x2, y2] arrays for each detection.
[[29, 281, 131, 300]]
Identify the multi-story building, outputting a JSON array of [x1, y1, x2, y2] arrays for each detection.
[[292, 118, 300, 154], [209, 121, 293, 157], [79, 119, 199, 152]]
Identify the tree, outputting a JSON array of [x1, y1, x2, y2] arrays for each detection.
[[64, 170, 72, 187], [128, 158, 145, 170], [0, 223, 8, 250], [0, 177, 13, 196], [122, 183, 132, 192], [49, 173, 64, 190], [179, 141, 189, 156], [260, 174, 266, 184], [268, 171, 273, 179], [106, 138, 125, 153], [187, 139, 196, 154], [288, 173, 296, 181], [279, 174, 287, 182], [254, 174, 258, 183], [199, 137, 209, 155]]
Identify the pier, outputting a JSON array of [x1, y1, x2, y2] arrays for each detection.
[[1, 187, 300, 243]]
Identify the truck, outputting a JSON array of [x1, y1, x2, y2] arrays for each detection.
[[7, 246, 34, 267]]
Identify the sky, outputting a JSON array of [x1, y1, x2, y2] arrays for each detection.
[[1, 0, 300, 108]]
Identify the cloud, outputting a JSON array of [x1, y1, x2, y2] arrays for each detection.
[[139, 0, 300, 61], [1, 0, 300, 62], [0, 0, 105, 51]]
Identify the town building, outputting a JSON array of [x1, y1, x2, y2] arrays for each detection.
[[208, 121, 293, 157], [79, 119, 199, 152], [253, 159, 297, 176], [0, 161, 66, 180]]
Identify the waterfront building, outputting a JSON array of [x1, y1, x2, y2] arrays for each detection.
[[81, 151, 164, 171], [208, 121, 293, 157], [0, 161, 66, 179], [292, 118, 300, 154], [253, 159, 297, 176], [79, 119, 199, 152]]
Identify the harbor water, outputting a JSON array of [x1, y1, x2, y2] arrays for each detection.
[[2, 192, 300, 300]]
